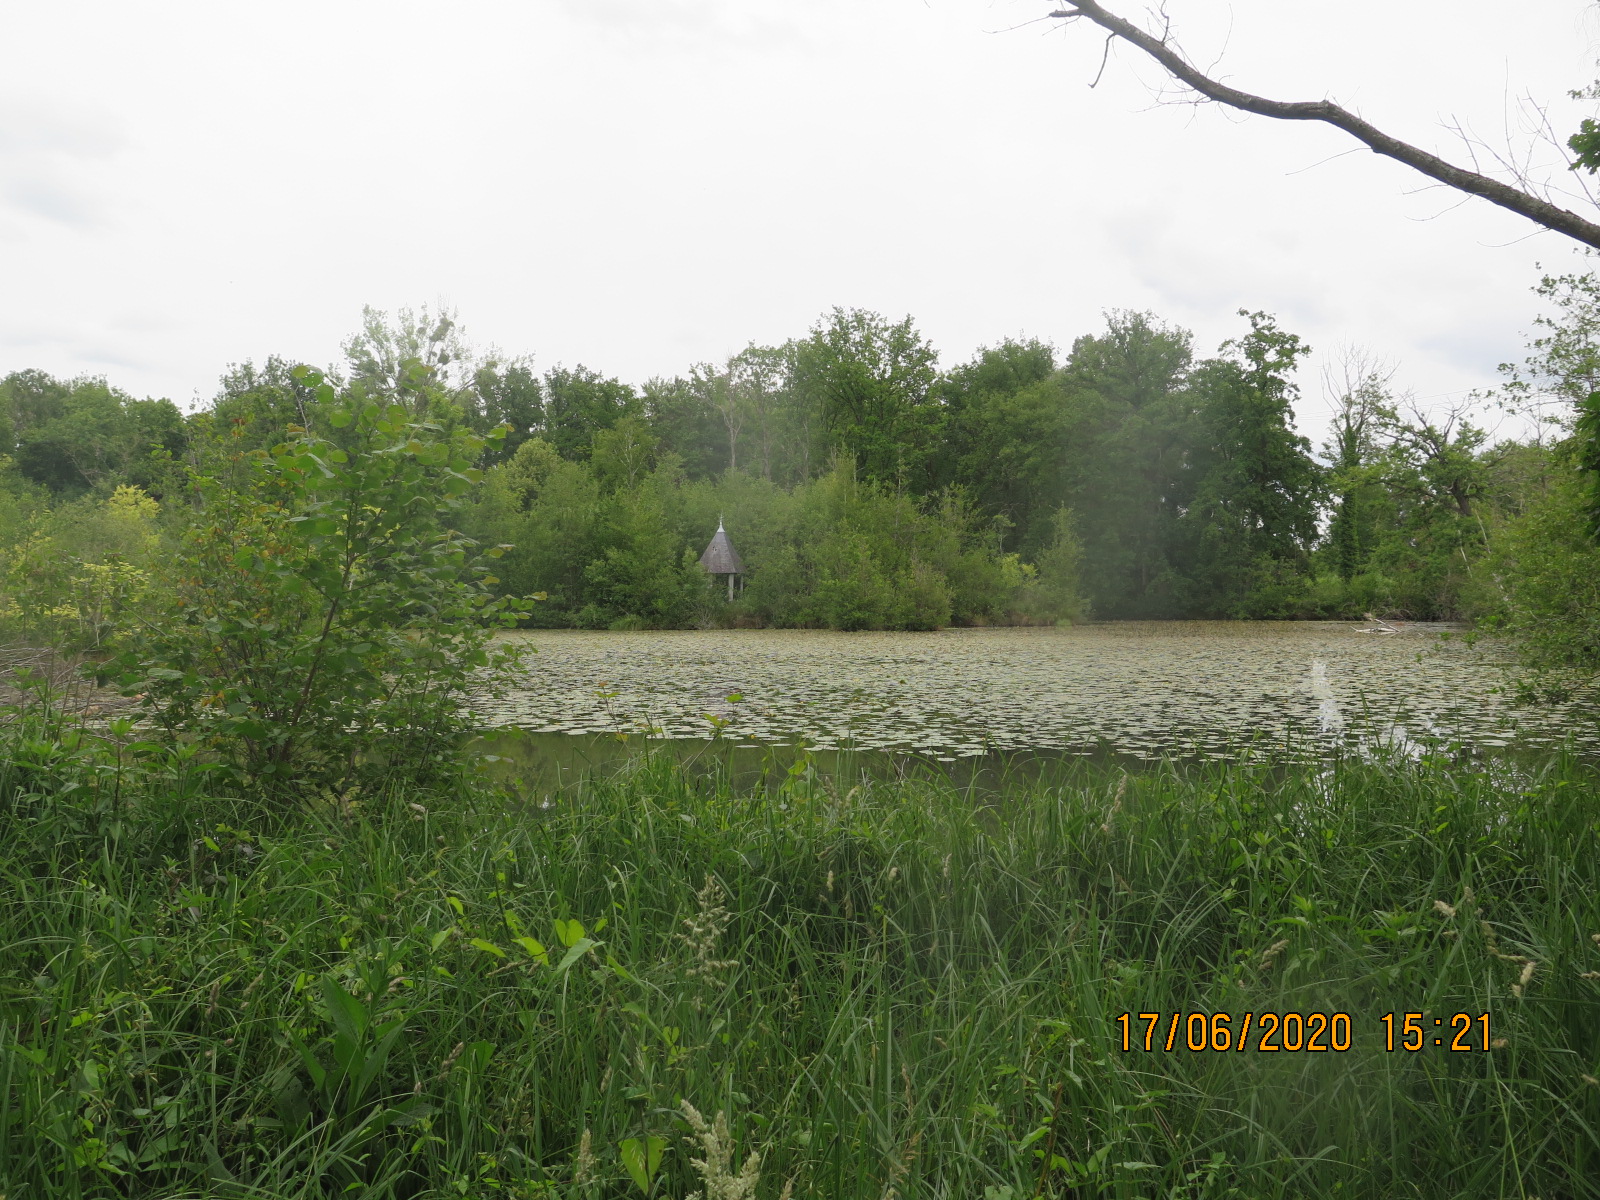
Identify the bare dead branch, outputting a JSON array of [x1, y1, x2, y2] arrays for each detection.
[[1089, 32, 1114, 88], [1047, 1, 1600, 251]]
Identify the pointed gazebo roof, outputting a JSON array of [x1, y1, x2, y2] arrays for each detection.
[[698, 519, 744, 575]]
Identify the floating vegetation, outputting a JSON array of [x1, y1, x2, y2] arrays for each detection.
[[469, 623, 1600, 762]]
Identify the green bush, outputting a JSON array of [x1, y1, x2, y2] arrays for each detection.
[[110, 369, 527, 793], [1490, 461, 1600, 698]]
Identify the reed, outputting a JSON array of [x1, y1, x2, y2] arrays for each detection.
[[2, 727, 1598, 1198]]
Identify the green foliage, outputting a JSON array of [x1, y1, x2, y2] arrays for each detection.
[[1483, 269, 1600, 687], [205, 356, 325, 456], [1054, 311, 1198, 617], [581, 492, 705, 631], [1568, 113, 1600, 176], [3, 726, 1599, 1199], [111, 369, 527, 791], [1491, 457, 1600, 698], [642, 373, 732, 480], [469, 358, 547, 467], [541, 365, 640, 462], [793, 308, 940, 490], [1012, 507, 1089, 624], [758, 465, 947, 630], [467, 445, 1026, 631], [6, 294, 1591, 632], [344, 303, 475, 423], [1, 370, 186, 498], [935, 338, 1065, 553], [1177, 312, 1323, 617], [0, 486, 168, 651], [1578, 387, 1600, 540]]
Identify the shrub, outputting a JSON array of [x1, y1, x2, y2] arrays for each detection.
[[111, 368, 527, 793]]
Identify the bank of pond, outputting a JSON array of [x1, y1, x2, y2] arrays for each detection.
[[1, 732, 1598, 1198]]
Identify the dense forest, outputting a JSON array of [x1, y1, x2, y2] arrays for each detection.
[[3, 284, 1598, 656]]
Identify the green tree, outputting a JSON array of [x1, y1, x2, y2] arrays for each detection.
[[641, 374, 728, 480], [1322, 364, 1390, 583], [1179, 312, 1323, 617], [688, 358, 742, 474], [464, 438, 600, 626], [1057, 311, 1197, 617], [582, 480, 702, 629], [541, 365, 639, 461], [792, 308, 940, 489], [205, 356, 325, 457], [344, 304, 472, 418], [3, 372, 186, 498], [936, 338, 1063, 550], [467, 358, 545, 466], [731, 343, 789, 481], [1500, 270, 1600, 539], [1493, 461, 1600, 696], [591, 415, 662, 493], [1045, 1, 1600, 606]]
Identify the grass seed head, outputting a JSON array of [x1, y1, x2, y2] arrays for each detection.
[[679, 874, 738, 996], [1512, 960, 1537, 996], [680, 1100, 761, 1200], [572, 1128, 597, 1188], [436, 1040, 464, 1079]]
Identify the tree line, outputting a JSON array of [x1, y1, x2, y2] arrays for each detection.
[[1, 291, 1596, 665]]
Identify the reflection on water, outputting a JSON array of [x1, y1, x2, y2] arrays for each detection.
[[468, 623, 1599, 783]]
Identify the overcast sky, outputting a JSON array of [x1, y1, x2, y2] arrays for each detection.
[[4, 1, 1598, 449]]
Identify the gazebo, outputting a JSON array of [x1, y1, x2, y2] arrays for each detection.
[[698, 519, 744, 601]]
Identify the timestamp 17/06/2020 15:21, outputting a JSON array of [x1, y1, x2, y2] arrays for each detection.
[[1115, 1011, 1495, 1053]]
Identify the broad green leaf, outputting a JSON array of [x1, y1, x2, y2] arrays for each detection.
[[512, 936, 549, 965], [554, 937, 595, 976], [620, 1136, 667, 1194], [320, 977, 367, 1043]]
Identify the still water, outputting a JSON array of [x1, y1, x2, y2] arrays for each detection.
[[469, 623, 1599, 787]]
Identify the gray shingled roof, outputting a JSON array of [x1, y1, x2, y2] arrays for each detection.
[[698, 521, 744, 574]]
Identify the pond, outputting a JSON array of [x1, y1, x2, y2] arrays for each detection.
[[469, 623, 1600, 786]]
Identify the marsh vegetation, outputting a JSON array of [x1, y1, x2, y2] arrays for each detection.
[[3, 725, 1599, 1198], [1, 276, 1598, 1197]]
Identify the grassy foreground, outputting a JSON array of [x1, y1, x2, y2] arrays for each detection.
[[2, 731, 1600, 1199]]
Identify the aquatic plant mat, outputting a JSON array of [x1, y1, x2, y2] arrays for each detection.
[[473, 624, 1600, 761], [3, 749, 1600, 1198]]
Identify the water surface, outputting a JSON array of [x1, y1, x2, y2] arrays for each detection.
[[470, 623, 1598, 764]]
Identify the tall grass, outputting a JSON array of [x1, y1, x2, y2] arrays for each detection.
[[2, 721, 1599, 1198]]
